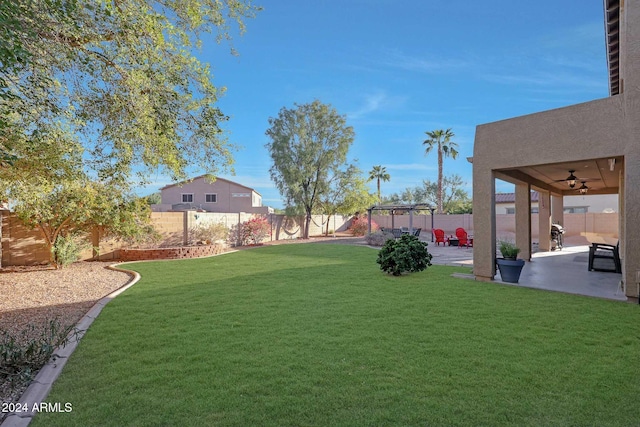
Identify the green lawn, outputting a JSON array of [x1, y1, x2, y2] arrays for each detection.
[[34, 244, 640, 426]]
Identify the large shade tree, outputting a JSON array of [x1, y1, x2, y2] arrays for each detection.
[[368, 165, 390, 204], [266, 100, 355, 238], [0, 0, 261, 187], [423, 128, 459, 214]]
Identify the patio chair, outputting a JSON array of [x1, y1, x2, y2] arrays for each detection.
[[391, 228, 403, 239], [433, 229, 446, 246], [588, 242, 621, 273], [455, 227, 472, 248], [413, 228, 422, 237]]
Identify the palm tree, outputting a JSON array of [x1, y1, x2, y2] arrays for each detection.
[[368, 165, 390, 204], [423, 128, 459, 214]]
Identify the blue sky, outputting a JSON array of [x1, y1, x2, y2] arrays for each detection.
[[139, 1, 610, 208]]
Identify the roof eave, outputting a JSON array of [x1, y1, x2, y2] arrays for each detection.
[[604, 0, 621, 96]]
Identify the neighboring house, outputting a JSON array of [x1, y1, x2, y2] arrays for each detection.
[[153, 176, 273, 214], [496, 192, 540, 215], [472, 0, 639, 299], [495, 192, 619, 214]]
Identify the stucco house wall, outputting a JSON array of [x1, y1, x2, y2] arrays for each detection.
[[472, 0, 640, 298], [156, 176, 272, 214]]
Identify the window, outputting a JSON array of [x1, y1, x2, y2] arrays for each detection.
[[505, 207, 538, 214], [564, 206, 588, 213], [205, 194, 217, 203], [182, 194, 193, 203]]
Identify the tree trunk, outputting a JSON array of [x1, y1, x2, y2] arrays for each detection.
[[325, 214, 332, 236], [437, 150, 444, 214], [304, 212, 311, 239]]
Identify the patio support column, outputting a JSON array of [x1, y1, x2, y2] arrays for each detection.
[[367, 208, 372, 234], [538, 190, 551, 252], [409, 209, 414, 233], [472, 170, 496, 281], [622, 156, 640, 299], [551, 195, 564, 226], [515, 183, 532, 261]]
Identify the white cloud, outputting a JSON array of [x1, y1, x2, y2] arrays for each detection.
[[347, 91, 407, 120], [482, 71, 604, 91], [377, 48, 469, 73], [347, 92, 387, 120]]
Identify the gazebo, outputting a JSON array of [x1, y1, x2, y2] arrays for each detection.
[[366, 203, 436, 241]]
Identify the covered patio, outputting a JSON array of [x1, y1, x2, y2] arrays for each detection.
[[424, 241, 625, 302], [471, 0, 640, 301]]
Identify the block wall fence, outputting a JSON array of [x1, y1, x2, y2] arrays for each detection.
[[0, 210, 618, 266], [0, 211, 353, 266]]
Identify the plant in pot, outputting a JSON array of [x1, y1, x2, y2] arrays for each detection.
[[496, 240, 525, 283]]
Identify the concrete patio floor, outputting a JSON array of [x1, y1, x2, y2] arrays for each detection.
[[424, 241, 628, 302]]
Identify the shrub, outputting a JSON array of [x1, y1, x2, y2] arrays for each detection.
[[52, 234, 86, 268], [240, 217, 271, 245], [377, 234, 432, 276], [365, 230, 394, 246], [0, 319, 78, 388], [189, 222, 229, 245], [499, 240, 521, 259], [350, 216, 377, 236]]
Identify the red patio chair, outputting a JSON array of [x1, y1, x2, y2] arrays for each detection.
[[455, 227, 471, 248], [433, 229, 446, 246]]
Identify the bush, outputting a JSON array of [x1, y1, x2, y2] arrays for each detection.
[[499, 240, 521, 259], [365, 230, 394, 246], [240, 217, 271, 245], [0, 319, 77, 388], [377, 234, 433, 276], [189, 222, 229, 245], [350, 216, 377, 236], [52, 234, 85, 268]]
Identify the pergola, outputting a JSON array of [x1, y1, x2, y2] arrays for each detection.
[[366, 203, 436, 241]]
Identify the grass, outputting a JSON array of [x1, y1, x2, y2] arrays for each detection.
[[33, 244, 640, 426]]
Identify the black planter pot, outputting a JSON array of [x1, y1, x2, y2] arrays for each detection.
[[496, 258, 525, 283]]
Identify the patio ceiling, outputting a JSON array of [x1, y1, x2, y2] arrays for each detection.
[[495, 156, 623, 196]]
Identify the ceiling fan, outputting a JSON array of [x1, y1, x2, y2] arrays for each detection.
[[552, 170, 599, 189], [551, 170, 599, 194]]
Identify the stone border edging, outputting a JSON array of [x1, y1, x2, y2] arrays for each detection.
[[1, 264, 141, 427], [1, 248, 241, 427]]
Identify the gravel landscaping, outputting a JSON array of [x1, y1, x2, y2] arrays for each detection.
[[0, 262, 133, 413], [0, 237, 358, 418]]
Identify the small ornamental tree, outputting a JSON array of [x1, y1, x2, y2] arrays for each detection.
[[10, 179, 155, 268], [240, 217, 271, 245], [377, 234, 433, 276], [350, 216, 377, 236]]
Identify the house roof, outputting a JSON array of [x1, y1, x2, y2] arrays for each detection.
[[495, 192, 539, 204], [159, 175, 261, 196]]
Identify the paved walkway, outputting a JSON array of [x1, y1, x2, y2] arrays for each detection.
[[309, 235, 628, 302], [423, 241, 627, 302]]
